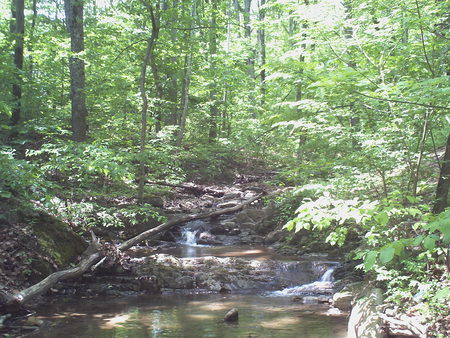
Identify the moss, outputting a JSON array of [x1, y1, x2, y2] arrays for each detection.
[[21, 209, 87, 267]]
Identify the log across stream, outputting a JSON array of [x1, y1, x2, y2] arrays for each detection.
[[27, 219, 349, 337]]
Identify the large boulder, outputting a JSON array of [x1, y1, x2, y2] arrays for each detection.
[[236, 206, 277, 235], [347, 287, 384, 338], [332, 291, 353, 311]]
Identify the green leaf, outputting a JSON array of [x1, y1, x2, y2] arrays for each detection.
[[379, 246, 395, 264], [375, 211, 389, 226], [406, 195, 419, 203], [364, 251, 378, 271], [433, 287, 450, 301], [413, 235, 424, 246], [423, 235, 436, 250], [0, 191, 12, 198], [407, 208, 421, 217], [283, 220, 295, 231]]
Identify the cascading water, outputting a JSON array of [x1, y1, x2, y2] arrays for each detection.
[[180, 228, 199, 246], [270, 266, 336, 296], [319, 267, 335, 282]]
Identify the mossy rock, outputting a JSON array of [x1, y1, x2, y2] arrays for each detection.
[[21, 209, 87, 267]]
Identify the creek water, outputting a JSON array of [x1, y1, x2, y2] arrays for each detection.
[[28, 221, 348, 337]]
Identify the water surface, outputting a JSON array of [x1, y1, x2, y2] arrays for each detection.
[[29, 293, 347, 338]]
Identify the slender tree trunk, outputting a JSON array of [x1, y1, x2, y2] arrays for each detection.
[[177, 0, 196, 146], [257, 0, 266, 106], [149, 9, 162, 133], [165, 0, 179, 126], [138, 5, 158, 201], [433, 133, 450, 213], [411, 112, 430, 196], [64, 0, 88, 141], [27, 0, 37, 82], [208, 0, 219, 142], [233, 0, 241, 38], [177, 53, 192, 146], [10, 0, 24, 126]]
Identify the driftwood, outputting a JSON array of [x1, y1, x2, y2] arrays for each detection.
[[1, 193, 264, 309], [145, 181, 225, 197]]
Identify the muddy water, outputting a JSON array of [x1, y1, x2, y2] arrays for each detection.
[[29, 293, 347, 338]]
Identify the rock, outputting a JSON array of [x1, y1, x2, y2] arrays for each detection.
[[210, 226, 227, 235], [224, 308, 239, 322], [143, 195, 164, 208], [265, 230, 285, 244], [217, 201, 240, 208], [159, 231, 177, 242], [26, 316, 44, 326], [222, 192, 242, 200], [347, 288, 384, 338], [197, 232, 219, 245], [221, 221, 236, 228], [229, 228, 241, 235], [332, 291, 353, 311]]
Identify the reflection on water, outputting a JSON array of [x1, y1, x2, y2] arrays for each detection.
[[29, 293, 347, 338], [150, 244, 305, 261]]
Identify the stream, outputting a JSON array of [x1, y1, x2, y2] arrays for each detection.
[[28, 220, 348, 337]]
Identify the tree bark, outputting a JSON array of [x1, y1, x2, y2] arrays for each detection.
[[208, 0, 219, 142], [433, 133, 450, 213], [257, 0, 266, 106], [148, 7, 162, 133], [138, 4, 159, 201], [10, 0, 24, 126], [64, 0, 88, 141], [177, 0, 196, 146]]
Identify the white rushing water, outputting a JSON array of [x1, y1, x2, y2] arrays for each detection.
[[270, 267, 335, 296], [179, 228, 199, 246]]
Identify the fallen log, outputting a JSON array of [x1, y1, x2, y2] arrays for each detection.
[[1, 193, 264, 309], [119, 192, 263, 251], [145, 181, 225, 197]]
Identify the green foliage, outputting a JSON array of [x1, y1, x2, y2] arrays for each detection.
[[26, 141, 134, 187], [0, 147, 42, 199], [46, 197, 164, 231]]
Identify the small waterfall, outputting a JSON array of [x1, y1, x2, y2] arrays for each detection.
[[179, 228, 199, 246], [319, 267, 335, 282], [269, 266, 336, 296]]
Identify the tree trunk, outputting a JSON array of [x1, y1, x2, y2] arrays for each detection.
[[433, 133, 450, 213], [64, 0, 88, 141], [411, 112, 429, 196], [149, 10, 162, 133], [177, 53, 192, 146], [177, 0, 196, 146], [208, 0, 219, 142], [257, 0, 266, 106], [10, 0, 24, 126], [138, 5, 159, 201]]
